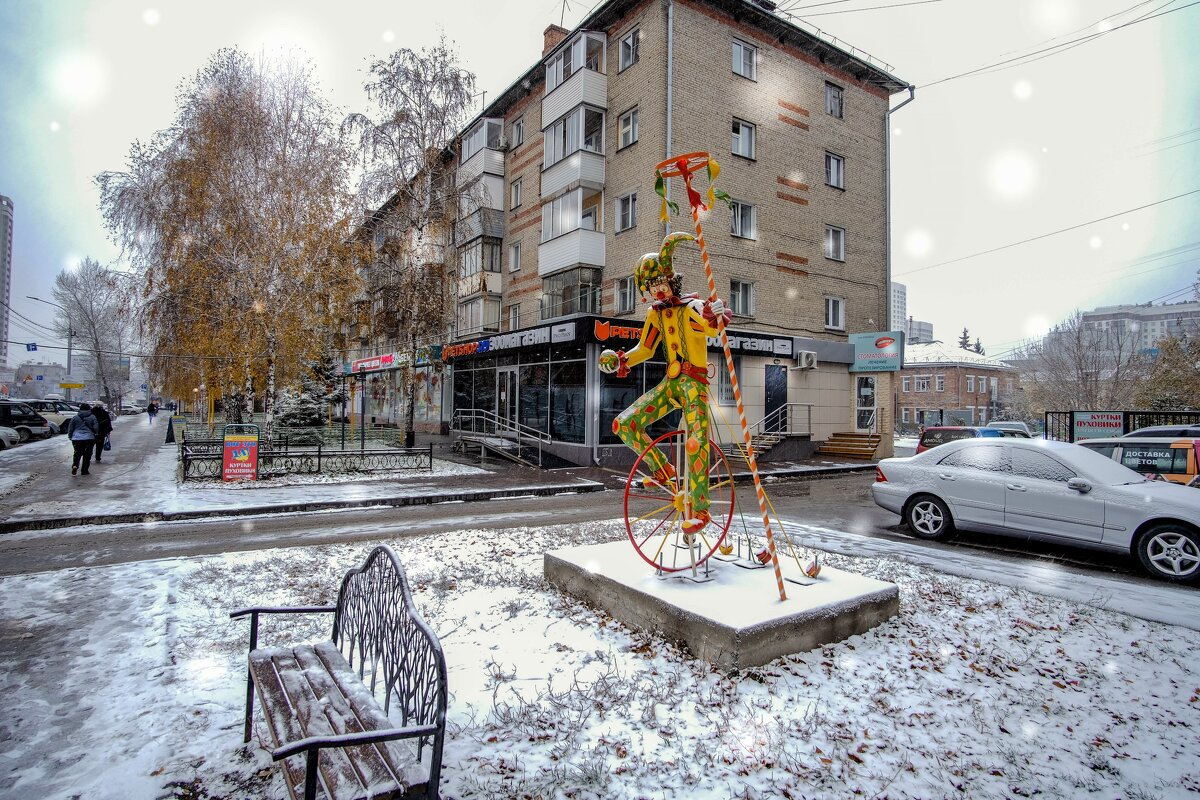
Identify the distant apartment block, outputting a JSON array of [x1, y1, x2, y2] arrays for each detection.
[[889, 282, 905, 331], [1081, 301, 1200, 351], [906, 317, 933, 343]]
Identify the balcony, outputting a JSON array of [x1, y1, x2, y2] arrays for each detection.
[[456, 146, 505, 188], [456, 269, 501, 300], [454, 208, 505, 247], [538, 228, 604, 277], [543, 66, 607, 125], [541, 150, 605, 200]]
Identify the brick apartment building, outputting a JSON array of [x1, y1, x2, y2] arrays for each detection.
[[895, 341, 1022, 430], [352, 0, 911, 465]]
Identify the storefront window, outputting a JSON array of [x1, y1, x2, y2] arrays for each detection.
[[475, 368, 496, 415], [519, 364, 550, 433], [550, 361, 586, 443], [453, 368, 473, 415]]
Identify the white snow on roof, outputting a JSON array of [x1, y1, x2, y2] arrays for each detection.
[[904, 340, 1016, 369]]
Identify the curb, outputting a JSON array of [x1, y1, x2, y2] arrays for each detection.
[[0, 480, 607, 535]]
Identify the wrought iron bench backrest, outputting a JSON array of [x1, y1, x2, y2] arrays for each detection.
[[330, 546, 448, 742]]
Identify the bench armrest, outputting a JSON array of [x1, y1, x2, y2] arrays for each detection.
[[229, 605, 336, 619], [271, 723, 441, 761]]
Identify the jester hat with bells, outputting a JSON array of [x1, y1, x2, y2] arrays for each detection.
[[634, 232, 695, 295]]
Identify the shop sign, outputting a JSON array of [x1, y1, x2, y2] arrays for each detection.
[[1073, 411, 1124, 441], [442, 322, 577, 361], [592, 319, 642, 344], [222, 426, 259, 481], [849, 331, 905, 372], [348, 353, 396, 374], [709, 330, 794, 357]]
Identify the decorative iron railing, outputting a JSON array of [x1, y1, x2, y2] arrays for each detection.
[[180, 444, 434, 480]]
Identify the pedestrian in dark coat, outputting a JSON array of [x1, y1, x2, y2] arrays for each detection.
[[147, 401, 158, 423], [66, 403, 99, 476], [92, 404, 113, 463]]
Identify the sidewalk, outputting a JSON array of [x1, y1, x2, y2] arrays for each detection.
[[0, 415, 875, 533]]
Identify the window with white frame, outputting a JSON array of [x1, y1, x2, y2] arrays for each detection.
[[935, 375, 945, 392], [732, 119, 755, 159], [914, 375, 930, 392], [718, 355, 743, 405], [966, 376, 975, 393], [730, 280, 754, 316], [541, 187, 602, 242], [1006, 378, 1014, 393], [545, 32, 605, 92], [510, 178, 522, 209], [461, 118, 502, 162], [456, 297, 501, 336], [619, 28, 639, 71], [460, 239, 501, 277], [824, 296, 844, 330], [506, 304, 521, 331], [508, 241, 521, 272], [902, 407, 910, 423], [619, 107, 639, 149], [824, 225, 845, 260], [825, 152, 844, 189], [978, 376, 987, 394], [825, 82, 843, 118], [730, 200, 756, 239], [617, 276, 636, 314], [544, 105, 605, 168], [902, 376, 911, 392], [616, 192, 637, 232], [512, 117, 524, 147], [732, 39, 756, 80]]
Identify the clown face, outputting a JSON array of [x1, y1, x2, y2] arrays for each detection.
[[648, 278, 674, 302]]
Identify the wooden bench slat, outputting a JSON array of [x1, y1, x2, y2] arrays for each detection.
[[251, 649, 371, 800]]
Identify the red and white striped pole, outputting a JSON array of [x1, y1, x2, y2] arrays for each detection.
[[658, 152, 787, 602]]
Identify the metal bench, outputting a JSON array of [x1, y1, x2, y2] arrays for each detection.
[[231, 546, 447, 800]]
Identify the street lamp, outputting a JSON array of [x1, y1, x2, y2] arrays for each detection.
[[358, 364, 368, 453], [192, 387, 199, 417], [26, 296, 73, 401]]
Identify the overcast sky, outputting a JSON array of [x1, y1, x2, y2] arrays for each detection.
[[0, 0, 1197, 368]]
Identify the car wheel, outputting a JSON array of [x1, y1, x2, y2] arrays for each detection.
[[16, 428, 31, 443], [905, 495, 954, 540], [1136, 523, 1200, 584]]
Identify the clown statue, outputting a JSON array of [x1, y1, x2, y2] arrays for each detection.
[[599, 232, 733, 537]]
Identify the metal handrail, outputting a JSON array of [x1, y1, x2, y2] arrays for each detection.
[[451, 408, 551, 466], [747, 403, 814, 438]]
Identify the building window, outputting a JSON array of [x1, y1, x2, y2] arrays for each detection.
[[730, 280, 754, 316], [460, 239, 502, 278], [967, 376, 975, 393], [915, 375, 930, 392], [902, 376, 911, 392], [730, 200, 756, 239], [824, 225, 845, 261], [544, 105, 605, 168], [979, 376, 988, 394], [540, 267, 602, 320], [825, 152, 844, 189], [619, 107, 639, 149], [512, 117, 525, 147], [902, 407, 910, 423], [732, 119, 755, 159], [619, 28, 639, 71], [541, 187, 602, 242], [824, 296, 844, 330], [461, 118, 502, 162], [825, 82, 844, 118], [510, 178, 522, 209], [1006, 378, 1014, 393], [456, 297, 501, 337], [617, 276, 636, 314], [508, 241, 521, 272], [616, 192, 637, 232], [506, 303, 521, 331], [732, 39, 756, 80], [935, 375, 944, 392], [545, 31, 606, 93], [718, 355, 743, 405]]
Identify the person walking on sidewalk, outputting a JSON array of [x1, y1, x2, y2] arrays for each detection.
[[92, 403, 113, 464], [146, 401, 158, 424], [66, 403, 99, 476]]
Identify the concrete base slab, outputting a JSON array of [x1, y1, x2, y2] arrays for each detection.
[[545, 541, 900, 669]]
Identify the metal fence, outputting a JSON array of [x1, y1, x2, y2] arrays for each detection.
[[180, 444, 434, 480], [1044, 410, 1200, 442]]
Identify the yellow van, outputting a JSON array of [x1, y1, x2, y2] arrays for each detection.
[[1075, 437, 1200, 486]]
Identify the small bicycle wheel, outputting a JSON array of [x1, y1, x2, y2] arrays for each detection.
[[623, 429, 735, 572]]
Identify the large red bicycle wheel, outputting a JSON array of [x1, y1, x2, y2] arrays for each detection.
[[623, 429, 735, 572]]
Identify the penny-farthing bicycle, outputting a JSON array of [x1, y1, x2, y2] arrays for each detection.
[[622, 421, 735, 573]]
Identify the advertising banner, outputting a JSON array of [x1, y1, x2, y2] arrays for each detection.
[[848, 331, 905, 372], [222, 425, 259, 481], [1072, 411, 1124, 441]]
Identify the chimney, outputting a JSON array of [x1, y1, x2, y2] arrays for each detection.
[[543, 24, 569, 56]]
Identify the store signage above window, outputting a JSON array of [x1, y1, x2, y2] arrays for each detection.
[[848, 331, 905, 372], [709, 330, 794, 357], [442, 322, 578, 361], [593, 319, 642, 344], [348, 353, 396, 374]]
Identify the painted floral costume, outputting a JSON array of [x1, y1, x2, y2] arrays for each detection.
[[600, 233, 732, 533]]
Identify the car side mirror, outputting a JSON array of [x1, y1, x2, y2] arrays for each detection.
[[1066, 477, 1092, 494]]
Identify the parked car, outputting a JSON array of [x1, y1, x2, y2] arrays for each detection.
[[985, 420, 1033, 437], [872, 438, 1200, 584], [23, 399, 79, 434], [916, 426, 1007, 454], [0, 401, 52, 442], [1075, 436, 1200, 487], [1124, 424, 1200, 438], [0, 425, 20, 449], [123, 404, 146, 416]]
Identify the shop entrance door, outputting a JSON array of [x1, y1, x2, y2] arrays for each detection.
[[497, 367, 518, 430], [764, 364, 787, 432], [855, 376, 877, 432]]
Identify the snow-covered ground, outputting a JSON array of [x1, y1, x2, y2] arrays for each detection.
[[2, 519, 1197, 800]]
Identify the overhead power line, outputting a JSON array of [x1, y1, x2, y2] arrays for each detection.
[[894, 189, 1200, 277]]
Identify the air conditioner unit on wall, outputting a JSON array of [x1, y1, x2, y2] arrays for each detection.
[[793, 350, 818, 370]]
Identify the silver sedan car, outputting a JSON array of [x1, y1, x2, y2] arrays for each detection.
[[872, 438, 1200, 584]]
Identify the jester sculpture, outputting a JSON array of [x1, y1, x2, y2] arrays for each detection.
[[599, 232, 733, 537]]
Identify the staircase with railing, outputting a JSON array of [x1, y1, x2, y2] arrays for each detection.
[[719, 403, 813, 466], [451, 409, 568, 468]]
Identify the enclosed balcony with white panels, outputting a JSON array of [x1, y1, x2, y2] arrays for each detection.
[[541, 149, 605, 199], [543, 32, 607, 124], [456, 118, 505, 188], [538, 228, 605, 277]]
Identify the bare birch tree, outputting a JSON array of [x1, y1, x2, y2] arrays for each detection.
[[343, 36, 477, 444], [51, 258, 139, 405], [97, 48, 363, 436]]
